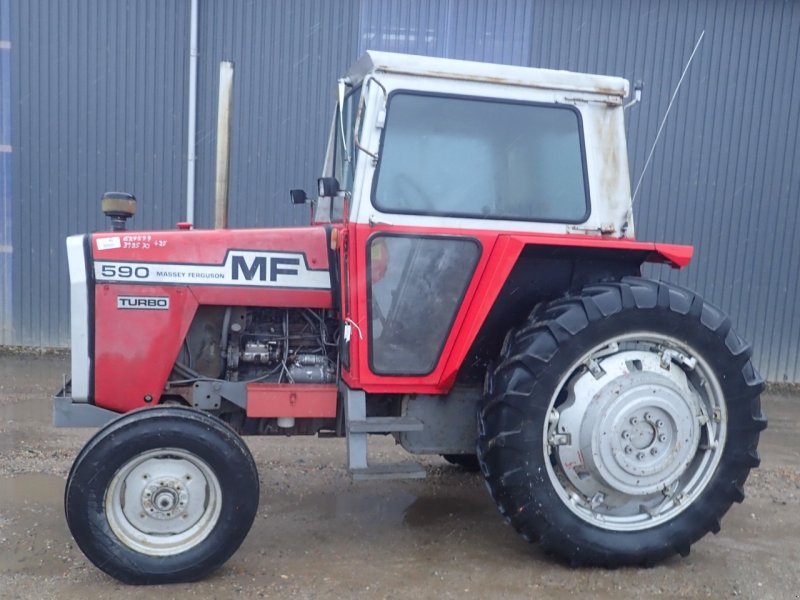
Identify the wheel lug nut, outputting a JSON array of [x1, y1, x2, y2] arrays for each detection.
[[621, 430, 630, 440], [650, 447, 659, 455], [630, 416, 639, 425], [656, 419, 664, 428], [644, 412, 652, 421], [624, 446, 633, 454], [658, 434, 667, 442], [637, 452, 646, 460]]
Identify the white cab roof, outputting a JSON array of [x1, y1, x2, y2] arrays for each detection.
[[346, 51, 629, 98]]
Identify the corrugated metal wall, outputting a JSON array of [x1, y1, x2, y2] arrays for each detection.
[[7, 1, 800, 382], [525, 0, 800, 383], [9, 0, 360, 346], [11, 0, 189, 346], [359, 0, 533, 65], [192, 0, 360, 229], [360, 0, 800, 383]]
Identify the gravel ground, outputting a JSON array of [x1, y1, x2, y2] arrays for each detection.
[[0, 351, 798, 599]]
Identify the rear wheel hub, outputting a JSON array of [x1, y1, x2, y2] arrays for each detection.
[[578, 368, 700, 496], [548, 336, 725, 531]]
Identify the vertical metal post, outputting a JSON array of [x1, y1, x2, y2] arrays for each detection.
[[185, 0, 199, 225], [214, 61, 234, 229], [0, 2, 12, 344]]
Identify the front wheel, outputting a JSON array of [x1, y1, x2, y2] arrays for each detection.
[[478, 277, 766, 566], [65, 406, 259, 584]]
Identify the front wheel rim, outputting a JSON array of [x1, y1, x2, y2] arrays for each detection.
[[104, 448, 222, 556], [544, 332, 727, 532]]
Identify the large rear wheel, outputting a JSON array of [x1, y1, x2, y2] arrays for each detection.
[[478, 277, 766, 566], [65, 406, 259, 584]]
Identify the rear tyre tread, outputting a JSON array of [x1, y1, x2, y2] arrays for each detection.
[[477, 277, 764, 568]]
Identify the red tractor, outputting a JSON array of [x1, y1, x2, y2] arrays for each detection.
[[55, 52, 766, 584]]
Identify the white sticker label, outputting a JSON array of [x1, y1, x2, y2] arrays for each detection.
[[96, 237, 121, 250]]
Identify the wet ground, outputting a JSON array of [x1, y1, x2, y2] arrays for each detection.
[[0, 351, 798, 599]]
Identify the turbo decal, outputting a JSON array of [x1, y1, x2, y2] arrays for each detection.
[[94, 250, 331, 289], [117, 296, 170, 310]]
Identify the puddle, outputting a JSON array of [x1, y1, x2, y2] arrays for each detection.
[[290, 490, 491, 531], [0, 353, 69, 394], [759, 395, 800, 468], [0, 473, 64, 506], [0, 473, 71, 576], [403, 494, 489, 528], [289, 491, 415, 529], [0, 353, 69, 429], [0, 397, 51, 424]]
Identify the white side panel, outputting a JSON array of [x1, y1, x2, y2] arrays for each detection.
[[66, 235, 90, 402], [581, 103, 635, 237], [93, 251, 330, 289]]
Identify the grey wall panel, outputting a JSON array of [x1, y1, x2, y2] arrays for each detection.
[[359, 0, 800, 381], [525, 0, 800, 382], [191, 0, 360, 230], [359, 0, 533, 65], [11, 0, 188, 346], [6, 1, 799, 382]]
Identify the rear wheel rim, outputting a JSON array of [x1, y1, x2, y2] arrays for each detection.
[[544, 332, 727, 532], [104, 448, 222, 556]]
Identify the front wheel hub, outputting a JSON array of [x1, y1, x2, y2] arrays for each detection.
[[142, 480, 189, 520], [106, 449, 222, 554]]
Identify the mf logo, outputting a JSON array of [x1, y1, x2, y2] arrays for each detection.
[[117, 296, 170, 310], [231, 254, 300, 282]]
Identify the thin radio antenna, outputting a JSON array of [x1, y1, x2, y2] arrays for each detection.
[[632, 30, 705, 204]]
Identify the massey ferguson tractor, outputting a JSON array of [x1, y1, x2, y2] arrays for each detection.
[[54, 52, 766, 584]]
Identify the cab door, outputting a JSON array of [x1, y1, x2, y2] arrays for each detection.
[[339, 224, 483, 392], [361, 232, 481, 376]]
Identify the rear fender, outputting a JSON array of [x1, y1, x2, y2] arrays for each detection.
[[440, 234, 693, 387]]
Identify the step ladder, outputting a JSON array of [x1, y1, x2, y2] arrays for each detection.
[[343, 386, 427, 481]]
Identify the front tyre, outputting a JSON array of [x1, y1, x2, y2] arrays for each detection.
[[65, 406, 259, 584], [478, 277, 766, 566]]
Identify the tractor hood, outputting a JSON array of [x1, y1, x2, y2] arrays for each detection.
[[89, 226, 332, 292], [65, 226, 333, 405]]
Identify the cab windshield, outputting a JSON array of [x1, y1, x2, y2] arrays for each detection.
[[373, 92, 589, 223]]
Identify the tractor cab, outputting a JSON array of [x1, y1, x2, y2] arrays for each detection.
[[299, 53, 686, 396], [313, 51, 633, 237]]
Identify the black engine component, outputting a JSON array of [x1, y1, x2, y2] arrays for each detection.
[[174, 307, 339, 387]]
